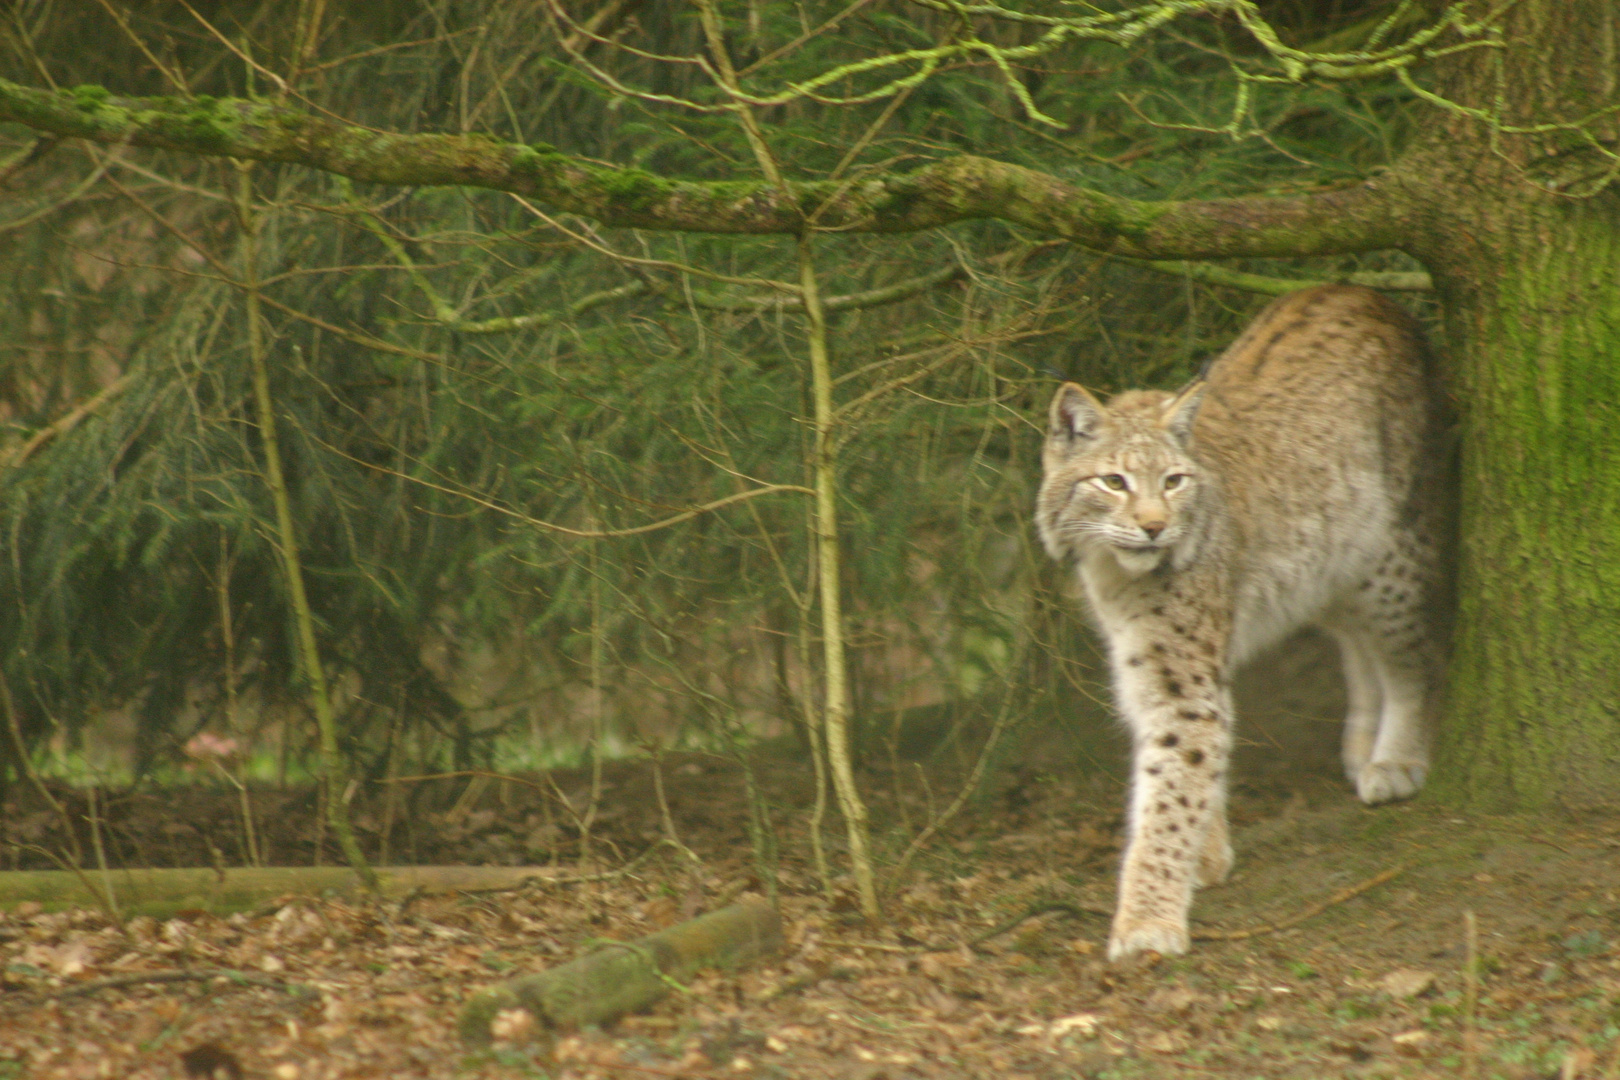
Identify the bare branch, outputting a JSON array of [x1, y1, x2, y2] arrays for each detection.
[[1123, 258, 1432, 295]]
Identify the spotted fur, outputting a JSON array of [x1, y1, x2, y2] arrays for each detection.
[[1036, 286, 1450, 961]]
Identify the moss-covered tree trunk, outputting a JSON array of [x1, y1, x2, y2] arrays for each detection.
[[1409, 0, 1620, 810], [1427, 208, 1620, 808]]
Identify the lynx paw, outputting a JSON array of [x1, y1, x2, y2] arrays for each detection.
[[1196, 836, 1234, 887], [1355, 761, 1427, 805], [1341, 741, 1373, 785], [1108, 917, 1190, 962]]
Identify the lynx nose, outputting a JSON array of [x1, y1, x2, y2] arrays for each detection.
[[1140, 521, 1166, 540]]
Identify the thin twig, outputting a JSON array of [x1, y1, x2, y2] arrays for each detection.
[[595, 1061, 723, 1079], [1463, 909, 1480, 1080], [646, 743, 702, 868], [1118, 255, 1432, 295], [1191, 864, 1406, 941], [0, 375, 133, 472], [821, 939, 924, 953], [51, 968, 314, 1000], [966, 902, 1113, 950], [884, 687, 1025, 894], [311, 433, 812, 539], [823, 900, 1111, 956], [381, 769, 549, 792]]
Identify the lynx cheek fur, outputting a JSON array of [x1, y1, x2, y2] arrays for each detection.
[[1036, 286, 1449, 962]]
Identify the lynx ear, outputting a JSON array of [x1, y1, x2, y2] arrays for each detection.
[[1158, 380, 1205, 447], [1049, 383, 1106, 442]]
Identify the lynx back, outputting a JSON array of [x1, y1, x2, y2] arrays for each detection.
[[1036, 286, 1449, 961]]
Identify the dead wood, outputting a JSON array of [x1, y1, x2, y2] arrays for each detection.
[[459, 898, 784, 1046], [1191, 864, 1407, 942], [0, 864, 585, 918], [51, 968, 314, 1000]]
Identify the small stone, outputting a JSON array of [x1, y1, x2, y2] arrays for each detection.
[[1380, 969, 1435, 999], [1392, 1030, 1429, 1057]]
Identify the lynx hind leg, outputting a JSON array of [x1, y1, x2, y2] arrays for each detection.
[[1331, 629, 1384, 785], [1195, 798, 1234, 887], [1345, 545, 1440, 805]]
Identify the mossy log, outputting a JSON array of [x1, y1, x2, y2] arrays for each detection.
[[459, 899, 784, 1046], [0, 865, 568, 918]]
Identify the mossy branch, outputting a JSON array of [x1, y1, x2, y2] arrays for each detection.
[[0, 77, 1410, 259], [1125, 258, 1432, 295]]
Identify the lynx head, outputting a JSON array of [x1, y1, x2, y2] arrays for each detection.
[[1036, 380, 1207, 576]]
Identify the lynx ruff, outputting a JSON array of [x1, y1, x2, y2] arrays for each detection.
[[1035, 286, 1448, 961]]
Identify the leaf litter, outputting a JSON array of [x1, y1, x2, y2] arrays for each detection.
[[4, 640, 1620, 1078]]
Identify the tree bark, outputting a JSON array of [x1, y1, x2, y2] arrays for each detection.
[[1431, 200, 1620, 809], [1400, 0, 1620, 809]]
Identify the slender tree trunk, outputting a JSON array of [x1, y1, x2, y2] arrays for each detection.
[[236, 165, 375, 888], [799, 235, 878, 920]]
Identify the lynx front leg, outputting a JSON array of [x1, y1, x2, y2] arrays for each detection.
[[1108, 646, 1233, 961]]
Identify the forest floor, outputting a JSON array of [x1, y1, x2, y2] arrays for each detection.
[[2, 633, 1617, 1080]]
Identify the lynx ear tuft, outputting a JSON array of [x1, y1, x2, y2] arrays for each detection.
[[1159, 380, 1205, 447], [1050, 383, 1106, 441]]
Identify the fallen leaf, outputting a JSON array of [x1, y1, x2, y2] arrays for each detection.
[[1392, 1030, 1429, 1057], [1380, 968, 1435, 999], [1050, 1014, 1101, 1038]]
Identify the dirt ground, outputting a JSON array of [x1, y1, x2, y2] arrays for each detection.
[[2, 632, 1617, 1079]]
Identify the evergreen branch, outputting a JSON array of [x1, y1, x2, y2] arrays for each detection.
[[673, 261, 967, 314], [0, 78, 1409, 259], [363, 243, 961, 334], [0, 374, 134, 472], [449, 280, 650, 334], [313, 434, 813, 539]]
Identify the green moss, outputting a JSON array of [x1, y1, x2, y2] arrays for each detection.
[[596, 166, 680, 213], [69, 84, 110, 111], [134, 95, 252, 155], [509, 143, 569, 170]]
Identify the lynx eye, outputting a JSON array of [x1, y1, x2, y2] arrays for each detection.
[[1164, 473, 1189, 491], [1099, 474, 1129, 492]]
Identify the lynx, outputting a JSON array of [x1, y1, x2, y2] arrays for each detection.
[[1035, 286, 1449, 961]]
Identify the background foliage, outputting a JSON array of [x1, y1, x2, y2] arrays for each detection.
[[0, 0, 1432, 856]]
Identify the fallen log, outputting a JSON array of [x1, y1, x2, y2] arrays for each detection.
[[0, 865, 578, 918], [459, 898, 784, 1046]]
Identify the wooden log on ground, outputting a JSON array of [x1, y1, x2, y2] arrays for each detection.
[[459, 899, 784, 1046], [0, 865, 573, 918]]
